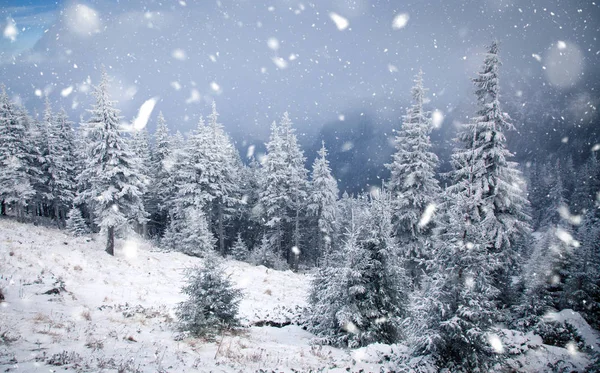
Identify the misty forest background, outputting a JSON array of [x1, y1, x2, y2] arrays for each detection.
[[1, 39, 600, 371]]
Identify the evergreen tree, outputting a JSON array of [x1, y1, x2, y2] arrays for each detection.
[[409, 42, 530, 370], [148, 112, 172, 237], [258, 121, 290, 262], [385, 70, 441, 286], [204, 102, 241, 255], [77, 70, 147, 255], [566, 211, 600, 329], [47, 108, 77, 222], [66, 206, 89, 236], [229, 233, 249, 261], [308, 189, 408, 348], [28, 107, 52, 218], [130, 127, 152, 236], [177, 255, 242, 337], [258, 113, 309, 269], [0, 86, 34, 218], [280, 112, 309, 269], [172, 205, 216, 257], [307, 141, 339, 265]]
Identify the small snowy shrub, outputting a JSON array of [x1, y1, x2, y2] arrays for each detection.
[[533, 320, 586, 350], [249, 235, 288, 270], [176, 255, 242, 337]]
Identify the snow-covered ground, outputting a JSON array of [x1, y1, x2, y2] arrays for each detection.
[[0, 219, 597, 372], [0, 219, 395, 372]]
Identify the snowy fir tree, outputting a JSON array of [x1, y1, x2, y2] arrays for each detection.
[[148, 112, 172, 236], [307, 141, 339, 265], [0, 86, 35, 218], [176, 255, 242, 337], [66, 206, 89, 236], [76, 70, 147, 255], [447, 41, 530, 304], [203, 102, 242, 255], [175, 205, 216, 257], [229, 233, 249, 261], [405, 41, 531, 371], [258, 113, 309, 269], [309, 189, 408, 348], [47, 107, 77, 222], [129, 126, 152, 236], [258, 121, 290, 262], [385, 70, 441, 286]]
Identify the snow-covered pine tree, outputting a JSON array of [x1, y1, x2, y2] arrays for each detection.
[[229, 233, 249, 261], [47, 108, 77, 223], [28, 105, 52, 218], [307, 141, 339, 265], [258, 121, 290, 262], [77, 70, 147, 255], [148, 112, 171, 237], [409, 42, 531, 370], [176, 205, 216, 257], [280, 112, 309, 269], [204, 102, 241, 255], [308, 189, 408, 348], [385, 70, 441, 286], [0, 86, 35, 218], [453, 41, 530, 304], [177, 255, 242, 337], [236, 156, 263, 250], [129, 127, 152, 236], [66, 206, 89, 236]]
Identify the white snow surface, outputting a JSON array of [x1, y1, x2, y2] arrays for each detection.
[[0, 219, 396, 372]]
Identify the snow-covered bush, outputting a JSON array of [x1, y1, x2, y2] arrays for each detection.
[[533, 320, 586, 350], [176, 255, 242, 337], [249, 235, 288, 270]]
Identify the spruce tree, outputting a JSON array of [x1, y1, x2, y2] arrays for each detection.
[[0, 86, 34, 218], [204, 102, 241, 255], [177, 255, 242, 337], [47, 108, 77, 222], [258, 121, 290, 262], [229, 233, 249, 261], [258, 114, 309, 269], [66, 206, 89, 236], [308, 189, 408, 348], [148, 112, 172, 237], [385, 70, 441, 286], [130, 127, 152, 236], [409, 41, 531, 370], [307, 141, 339, 265], [77, 70, 147, 255]]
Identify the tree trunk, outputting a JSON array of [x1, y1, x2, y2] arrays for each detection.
[[218, 202, 225, 256], [0, 200, 5, 216], [106, 226, 115, 256], [292, 206, 300, 271]]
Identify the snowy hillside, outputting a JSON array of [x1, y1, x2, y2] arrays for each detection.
[[0, 219, 399, 372], [1, 219, 598, 372]]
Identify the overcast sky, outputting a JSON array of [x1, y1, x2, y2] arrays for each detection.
[[1, 0, 598, 148]]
